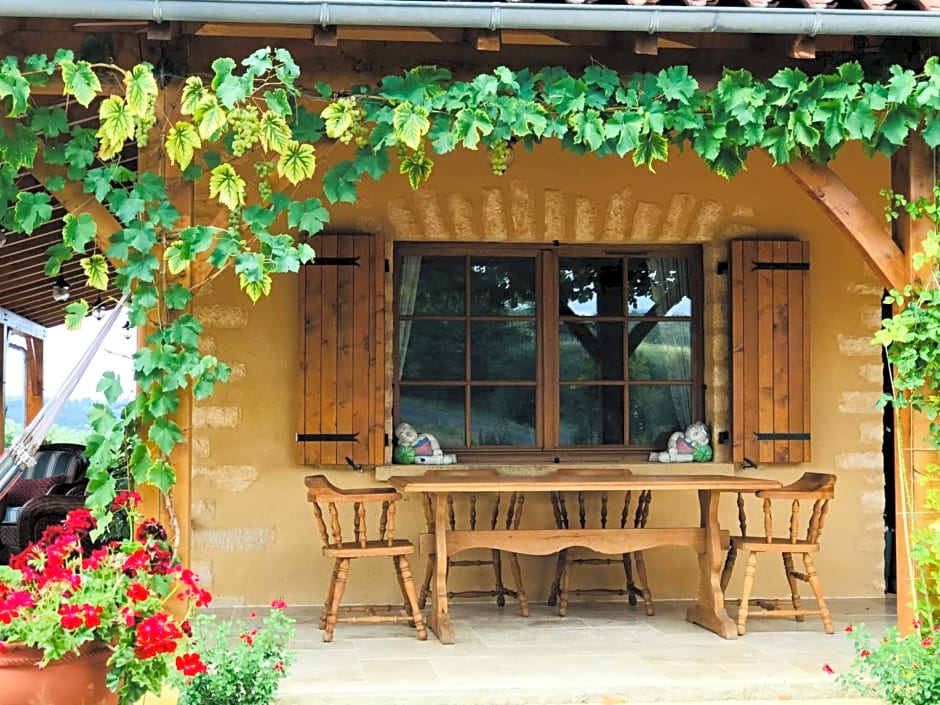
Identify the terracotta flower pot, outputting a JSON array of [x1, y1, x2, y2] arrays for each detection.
[[0, 640, 118, 705]]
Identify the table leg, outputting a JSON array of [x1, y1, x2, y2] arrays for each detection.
[[429, 492, 456, 644], [686, 489, 738, 639]]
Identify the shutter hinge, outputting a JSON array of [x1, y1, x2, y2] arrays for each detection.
[[753, 432, 811, 441], [750, 261, 809, 271], [384, 432, 390, 447], [297, 432, 360, 442], [310, 256, 360, 267], [385, 258, 390, 273]]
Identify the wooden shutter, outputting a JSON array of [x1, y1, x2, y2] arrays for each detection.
[[297, 233, 385, 466], [731, 239, 810, 465]]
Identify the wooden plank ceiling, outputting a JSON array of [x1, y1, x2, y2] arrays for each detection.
[[0, 99, 126, 332]]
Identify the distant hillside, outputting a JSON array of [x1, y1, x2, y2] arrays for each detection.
[[4, 396, 99, 430]]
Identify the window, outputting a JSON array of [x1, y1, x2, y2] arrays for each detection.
[[395, 244, 703, 461]]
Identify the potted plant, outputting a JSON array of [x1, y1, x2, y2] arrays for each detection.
[[0, 491, 212, 705], [171, 601, 295, 705]]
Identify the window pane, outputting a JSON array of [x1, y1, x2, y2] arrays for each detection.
[[559, 258, 624, 317], [628, 322, 691, 381], [471, 321, 535, 381], [470, 386, 535, 446], [627, 258, 692, 317], [470, 257, 536, 317], [399, 386, 465, 448], [629, 385, 692, 446], [400, 255, 465, 315], [559, 385, 624, 446], [399, 320, 464, 380], [559, 322, 623, 381]]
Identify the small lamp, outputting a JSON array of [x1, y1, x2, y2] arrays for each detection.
[[92, 294, 105, 321], [51, 275, 70, 302]]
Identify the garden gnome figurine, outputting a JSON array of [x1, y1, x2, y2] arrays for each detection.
[[394, 422, 457, 465], [648, 421, 711, 463]]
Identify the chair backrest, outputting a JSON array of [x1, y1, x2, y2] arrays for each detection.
[[1, 444, 89, 524], [24, 443, 89, 484], [419, 469, 525, 532], [736, 472, 836, 544], [304, 475, 400, 549], [550, 469, 649, 530]]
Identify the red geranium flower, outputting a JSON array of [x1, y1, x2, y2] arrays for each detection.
[[127, 582, 150, 603], [175, 652, 207, 677]]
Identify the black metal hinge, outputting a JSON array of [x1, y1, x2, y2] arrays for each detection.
[[310, 256, 360, 267], [297, 432, 360, 442], [750, 261, 809, 271], [753, 432, 811, 441]]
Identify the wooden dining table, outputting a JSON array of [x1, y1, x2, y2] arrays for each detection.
[[387, 471, 782, 643]]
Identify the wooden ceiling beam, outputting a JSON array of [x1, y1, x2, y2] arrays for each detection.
[[631, 33, 659, 56], [426, 28, 466, 44], [313, 25, 339, 47], [0, 307, 45, 340], [473, 29, 502, 52], [783, 158, 906, 291]]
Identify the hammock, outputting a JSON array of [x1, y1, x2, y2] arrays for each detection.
[[0, 294, 129, 503]]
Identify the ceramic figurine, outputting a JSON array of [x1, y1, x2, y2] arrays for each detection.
[[649, 421, 711, 463], [394, 422, 457, 465]]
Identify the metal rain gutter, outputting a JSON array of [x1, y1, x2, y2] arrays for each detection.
[[0, 0, 939, 37]]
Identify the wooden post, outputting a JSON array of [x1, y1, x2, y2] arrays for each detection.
[[24, 335, 43, 426], [890, 133, 936, 632]]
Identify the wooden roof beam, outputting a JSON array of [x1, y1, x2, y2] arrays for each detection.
[[0, 306, 45, 339], [473, 29, 501, 52], [782, 157, 906, 291], [313, 25, 338, 47]]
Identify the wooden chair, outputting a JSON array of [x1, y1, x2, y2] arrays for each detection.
[[720, 472, 836, 635], [304, 475, 427, 642], [547, 469, 655, 617], [418, 469, 529, 616]]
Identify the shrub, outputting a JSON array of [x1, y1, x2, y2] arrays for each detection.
[[173, 601, 295, 705]]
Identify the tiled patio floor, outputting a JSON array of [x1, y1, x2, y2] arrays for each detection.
[[257, 597, 894, 705]]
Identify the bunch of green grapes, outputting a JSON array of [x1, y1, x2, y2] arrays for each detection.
[[227, 205, 243, 230], [335, 97, 370, 147], [228, 106, 261, 157], [135, 94, 157, 148], [489, 140, 512, 175], [253, 160, 276, 202]]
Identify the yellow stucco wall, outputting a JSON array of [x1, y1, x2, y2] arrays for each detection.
[[189, 138, 890, 608]]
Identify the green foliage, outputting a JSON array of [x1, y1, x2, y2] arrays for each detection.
[[864, 188, 940, 697], [172, 603, 295, 705], [840, 622, 940, 705]]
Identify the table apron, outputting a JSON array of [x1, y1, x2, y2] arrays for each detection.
[[418, 527, 730, 557]]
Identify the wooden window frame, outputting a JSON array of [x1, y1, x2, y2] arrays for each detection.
[[393, 243, 705, 463]]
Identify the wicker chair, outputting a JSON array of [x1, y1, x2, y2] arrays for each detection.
[[0, 443, 89, 563]]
